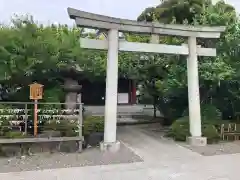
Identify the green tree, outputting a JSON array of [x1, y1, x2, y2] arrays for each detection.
[[136, 0, 240, 121], [0, 15, 82, 102], [1, 0, 240, 123], [138, 0, 211, 24]]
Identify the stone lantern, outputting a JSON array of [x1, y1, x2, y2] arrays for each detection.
[[61, 64, 83, 112]]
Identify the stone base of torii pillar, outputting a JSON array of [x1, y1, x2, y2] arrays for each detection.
[[100, 141, 121, 152], [187, 136, 207, 146]]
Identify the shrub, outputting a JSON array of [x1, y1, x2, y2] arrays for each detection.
[[202, 124, 220, 144], [183, 104, 222, 121], [83, 116, 104, 136], [0, 120, 11, 137], [201, 104, 222, 121], [42, 116, 104, 137], [43, 120, 78, 137], [167, 116, 221, 144], [4, 131, 26, 139], [57, 121, 78, 137], [166, 117, 190, 141]]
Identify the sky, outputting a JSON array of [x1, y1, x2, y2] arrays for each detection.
[[0, 0, 239, 26], [0, 0, 160, 25]]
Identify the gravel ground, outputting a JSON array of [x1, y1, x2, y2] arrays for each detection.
[[137, 123, 240, 156], [0, 143, 143, 173], [179, 141, 240, 156], [138, 123, 170, 140]]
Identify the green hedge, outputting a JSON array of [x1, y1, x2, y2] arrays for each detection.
[[166, 116, 221, 144], [43, 120, 78, 137], [202, 124, 220, 144], [182, 104, 222, 121], [43, 116, 104, 137], [83, 116, 104, 136], [3, 131, 27, 139]]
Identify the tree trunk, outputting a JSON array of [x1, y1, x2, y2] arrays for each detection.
[[153, 96, 157, 118]]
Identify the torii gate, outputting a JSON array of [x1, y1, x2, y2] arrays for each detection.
[[68, 8, 225, 151]]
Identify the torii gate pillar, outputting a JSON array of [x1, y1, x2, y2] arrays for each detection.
[[187, 37, 202, 145], [101, 29, 121, 151], [68, 7, 225, 151]]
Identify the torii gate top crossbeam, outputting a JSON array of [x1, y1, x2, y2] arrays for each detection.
[[68, 7, 225, 38]]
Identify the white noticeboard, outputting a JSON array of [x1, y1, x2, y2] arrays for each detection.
[[118, 93, 129, 104]]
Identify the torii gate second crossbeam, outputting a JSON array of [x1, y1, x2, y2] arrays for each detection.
[[68, 7, 225, 152]]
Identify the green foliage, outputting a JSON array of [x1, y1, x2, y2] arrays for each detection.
[[202, 124, 220, 144], [0, 16, 83, 101], [43, 120, 78, 137], [41, 86, 64, 109], [0, 0, 240, 126], [138, 0, 210, 24], [0, 119, 12, 137], [43, 87, 63, 102], [166, 117, 190, 141], [183, 104, 222, 121], [4, 131, 26, 139], [135, 0, 240, 121], [0, 117, 26, 139], [167, 116, 220, 143], [83, 116, 104, 136], [201, 104, 222, 120], [42, 116, 104, 137]]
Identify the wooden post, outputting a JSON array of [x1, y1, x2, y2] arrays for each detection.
[[29, 82, 43, 136], [29, 82, 44, 136], [34, 100, 38, 136]]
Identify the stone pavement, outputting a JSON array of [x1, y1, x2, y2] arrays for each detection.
[[0, 126, 240, 180]]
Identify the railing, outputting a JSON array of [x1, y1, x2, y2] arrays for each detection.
[[0, 102, 83, 140]]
